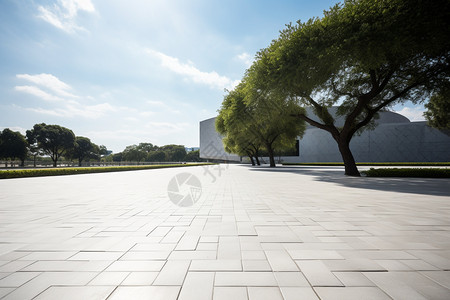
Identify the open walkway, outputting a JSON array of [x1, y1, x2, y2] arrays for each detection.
[[0, 164, 449, 299]]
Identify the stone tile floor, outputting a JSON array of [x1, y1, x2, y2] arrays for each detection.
[[0, 164, 449, 299]]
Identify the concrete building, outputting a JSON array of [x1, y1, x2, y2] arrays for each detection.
[[199, 108, 450, 163]]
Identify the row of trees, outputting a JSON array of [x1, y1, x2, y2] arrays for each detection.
[[106, 143, 202, 163], [1, 124, 203, 167], [217, 0, 450, 176], [0, 123, 107, 167]]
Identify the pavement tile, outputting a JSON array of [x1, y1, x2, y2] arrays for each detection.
[[314, 287, 391, 300], [1, 165, 449, 299], [248, 287, 283, 300], [153, 260, 190, 285], [178, 272, 214, 300], [213, 287, 248, 300], [280, 287, 319, 300], [108, 286, 181, 300], [33, 286, 115, 300], [215, 272, 277, 286]]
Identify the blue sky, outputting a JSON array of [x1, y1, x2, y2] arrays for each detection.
[[0, 0, 426, 153]]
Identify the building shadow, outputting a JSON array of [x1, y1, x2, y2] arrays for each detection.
[[246, 165, 450, 197]]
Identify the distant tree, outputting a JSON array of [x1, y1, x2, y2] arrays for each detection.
[[160, 145, 187, 161], [0, 129, 28, 166], [26, 123, 75, 167], [122, 145, 147, 162], [66, 136, 100, 166], [251, 0, 450, 175], [112, 152, 123, 162], [147, 151, 166, 162], [185, 150, 203, 162], [99, 145, 109, 156], [424, 85, 450, 129]]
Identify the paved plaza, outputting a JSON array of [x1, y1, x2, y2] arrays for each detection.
[[0, 164, 449, 299]]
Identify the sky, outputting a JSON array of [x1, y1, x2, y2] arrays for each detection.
[[0, 0, 426, 153]]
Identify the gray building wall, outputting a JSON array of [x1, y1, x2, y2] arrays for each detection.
[[199, 117, 240, 161], [200, 112, 450, 163]]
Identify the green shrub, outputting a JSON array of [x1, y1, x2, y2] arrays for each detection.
[[0, 163, 214, 179], [362, 168, 450, 178], [282, 162, 450, 166]]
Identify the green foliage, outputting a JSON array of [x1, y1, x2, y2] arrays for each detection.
[[66, 136, 100, 166], [216, 74, 306, 167], [424, 84, 450, 129], [26, 123, 76, 167], [362, 168, 450, 178], [0, 163, 214, 179], [0, 129, 28, 164], [248, 0, 450, 175]]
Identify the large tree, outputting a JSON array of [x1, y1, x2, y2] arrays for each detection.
[[252, 0, 450, 176], [217, 79, 306, 167], [0, 129, 28, 166], [67, 136, 100, 166], [26, 123, 75, 167]]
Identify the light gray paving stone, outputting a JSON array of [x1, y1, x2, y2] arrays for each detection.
[[190, 259, 242, 271], [33, 286, 115, 300], [215, 272, 277, 286], [152, 260, 190, 285], [69, 251, 123, 261], [1, 165, 450, 299], [119, 251, 170, 260], [105, 260, 164, 272], [333, 272, 376, 287], [420, 271, 450, 289], [248, 287, 283, 300], [314, 287, 391, 300], [0, 272, 41, 287], [213, 287, 248, 300], [242, 259, 272, 271], [0, 287, 14, 298], [265, 250, 299, 271], [108, 286, 181, 300], [178, 272, 214, 300], [121, 271, 158, 285], [280, 287, 320, 300], [88, 271, 129, 285], [168, 250, 216, 260], [274, 271, 310, 286], [364, 271, 450, 300], [287, 249, 344, 260], [295, 260, 344, 287]]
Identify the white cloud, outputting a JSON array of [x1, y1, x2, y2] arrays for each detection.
[[14, 85, 63, 102], [15, 73, 117, 119], [237, 52, 253, 67], [16, 73, 77, 98], [37, 0, 95, 33], [146, 49, 239, 90], [395, 106, 426, 122], [26, 102, 116, 119]]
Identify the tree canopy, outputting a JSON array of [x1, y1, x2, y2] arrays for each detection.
[[424, 84, 450, 129], [217, 73, 306, 167], [26, 123, 76, 167], [66, 136, 101, 166], [246, 0, 450, 175], [0, 129, 28, 165]]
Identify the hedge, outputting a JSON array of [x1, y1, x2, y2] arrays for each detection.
[[362, 168, 450, 178], [282, 162, 450, 166], [0, 163, 214, 179]]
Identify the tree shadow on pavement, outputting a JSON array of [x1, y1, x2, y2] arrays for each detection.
[[247, 165, 450, 197]]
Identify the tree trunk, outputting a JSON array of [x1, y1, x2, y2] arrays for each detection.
[[255, 156, 260, 166], [249, 156, 255, 166], [337, 139, 360, 176], [52, 158, 57, 167], [267, 145, 276, 167], [78, 158, 82, 167]]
